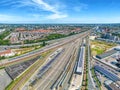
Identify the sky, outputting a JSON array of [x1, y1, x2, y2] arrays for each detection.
[[0, 0, 120, 23]]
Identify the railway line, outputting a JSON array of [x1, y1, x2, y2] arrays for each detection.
[[5, 31, 90, 90], [81, 41, 88, 90], [30, 38, 82, 90], [0, 31, 90, 68]]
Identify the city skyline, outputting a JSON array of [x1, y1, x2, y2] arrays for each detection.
[[0, 0, 120, 23]]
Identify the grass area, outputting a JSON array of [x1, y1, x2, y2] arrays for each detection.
[[0, 31, 11, 45], [15, 47, 38, 55], [0, 45, 44, 61], [91, 40, 116, 56], [0, 31, 11, 40], [14, 44, 44, 55], [45, 34, 66, 40], [41, 50, 52, 58], [0, 66, 5, 69], [5, 50, 53, 90]]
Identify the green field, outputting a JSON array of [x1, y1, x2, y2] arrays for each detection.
[[91, 40, 116, 56]]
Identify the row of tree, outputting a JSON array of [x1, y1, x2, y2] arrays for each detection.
[[0, 30, 11, 45]]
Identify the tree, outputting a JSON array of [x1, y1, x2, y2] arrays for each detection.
[[0, 56, 5, 60], [42, 41, 46, 46]]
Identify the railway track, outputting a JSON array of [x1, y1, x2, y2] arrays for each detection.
[[5, 31, 90, 90], [0, 31, 90, 68], [81, 42, 88, 90]]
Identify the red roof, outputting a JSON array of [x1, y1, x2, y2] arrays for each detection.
[[0, 49, 12, 55], [15, 28, 52, 33], [31, 29, 52, 33], [15, 28, 26, 31]]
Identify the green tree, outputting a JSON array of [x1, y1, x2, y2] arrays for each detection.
[[42, 41, 46, 46], [0, 56, 5, 60]]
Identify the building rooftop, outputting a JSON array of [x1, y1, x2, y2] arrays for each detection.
[[104, 80, 113, 86], [94, 65, 120, 82], [96, 49, 117, 59], [15, 28, 26, 31], [76, 47, 85, 74], [109, 83, 120, 90], [31, 29, 52, 33], [0, 49, 12, 56]]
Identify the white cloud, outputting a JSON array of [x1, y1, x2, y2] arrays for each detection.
[[0, 14, 15, 21], [31, 0, 58, 13], [73, 3, 88, 12], [31, 0, 67, 19], [47, 13, 67, 19], [0, 0, 68, 20], [1, 13, 120, 23], [0, 14, 43, 23], [32, 14, 42, 18]]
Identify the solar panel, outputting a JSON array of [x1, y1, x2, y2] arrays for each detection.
[[96, 49, 117, 59], [78, 47, 84, 67], [76, 46, 85, 73], [37, 50, 62, 78], [94, 65, 120, 82]]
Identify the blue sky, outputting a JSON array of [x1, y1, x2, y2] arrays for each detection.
[[0, 0, 120, 23]]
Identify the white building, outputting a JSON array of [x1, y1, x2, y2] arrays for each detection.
[[0, 29, 5, 33], [89, 36, 96, 40], [0, 49, 15, 57]]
